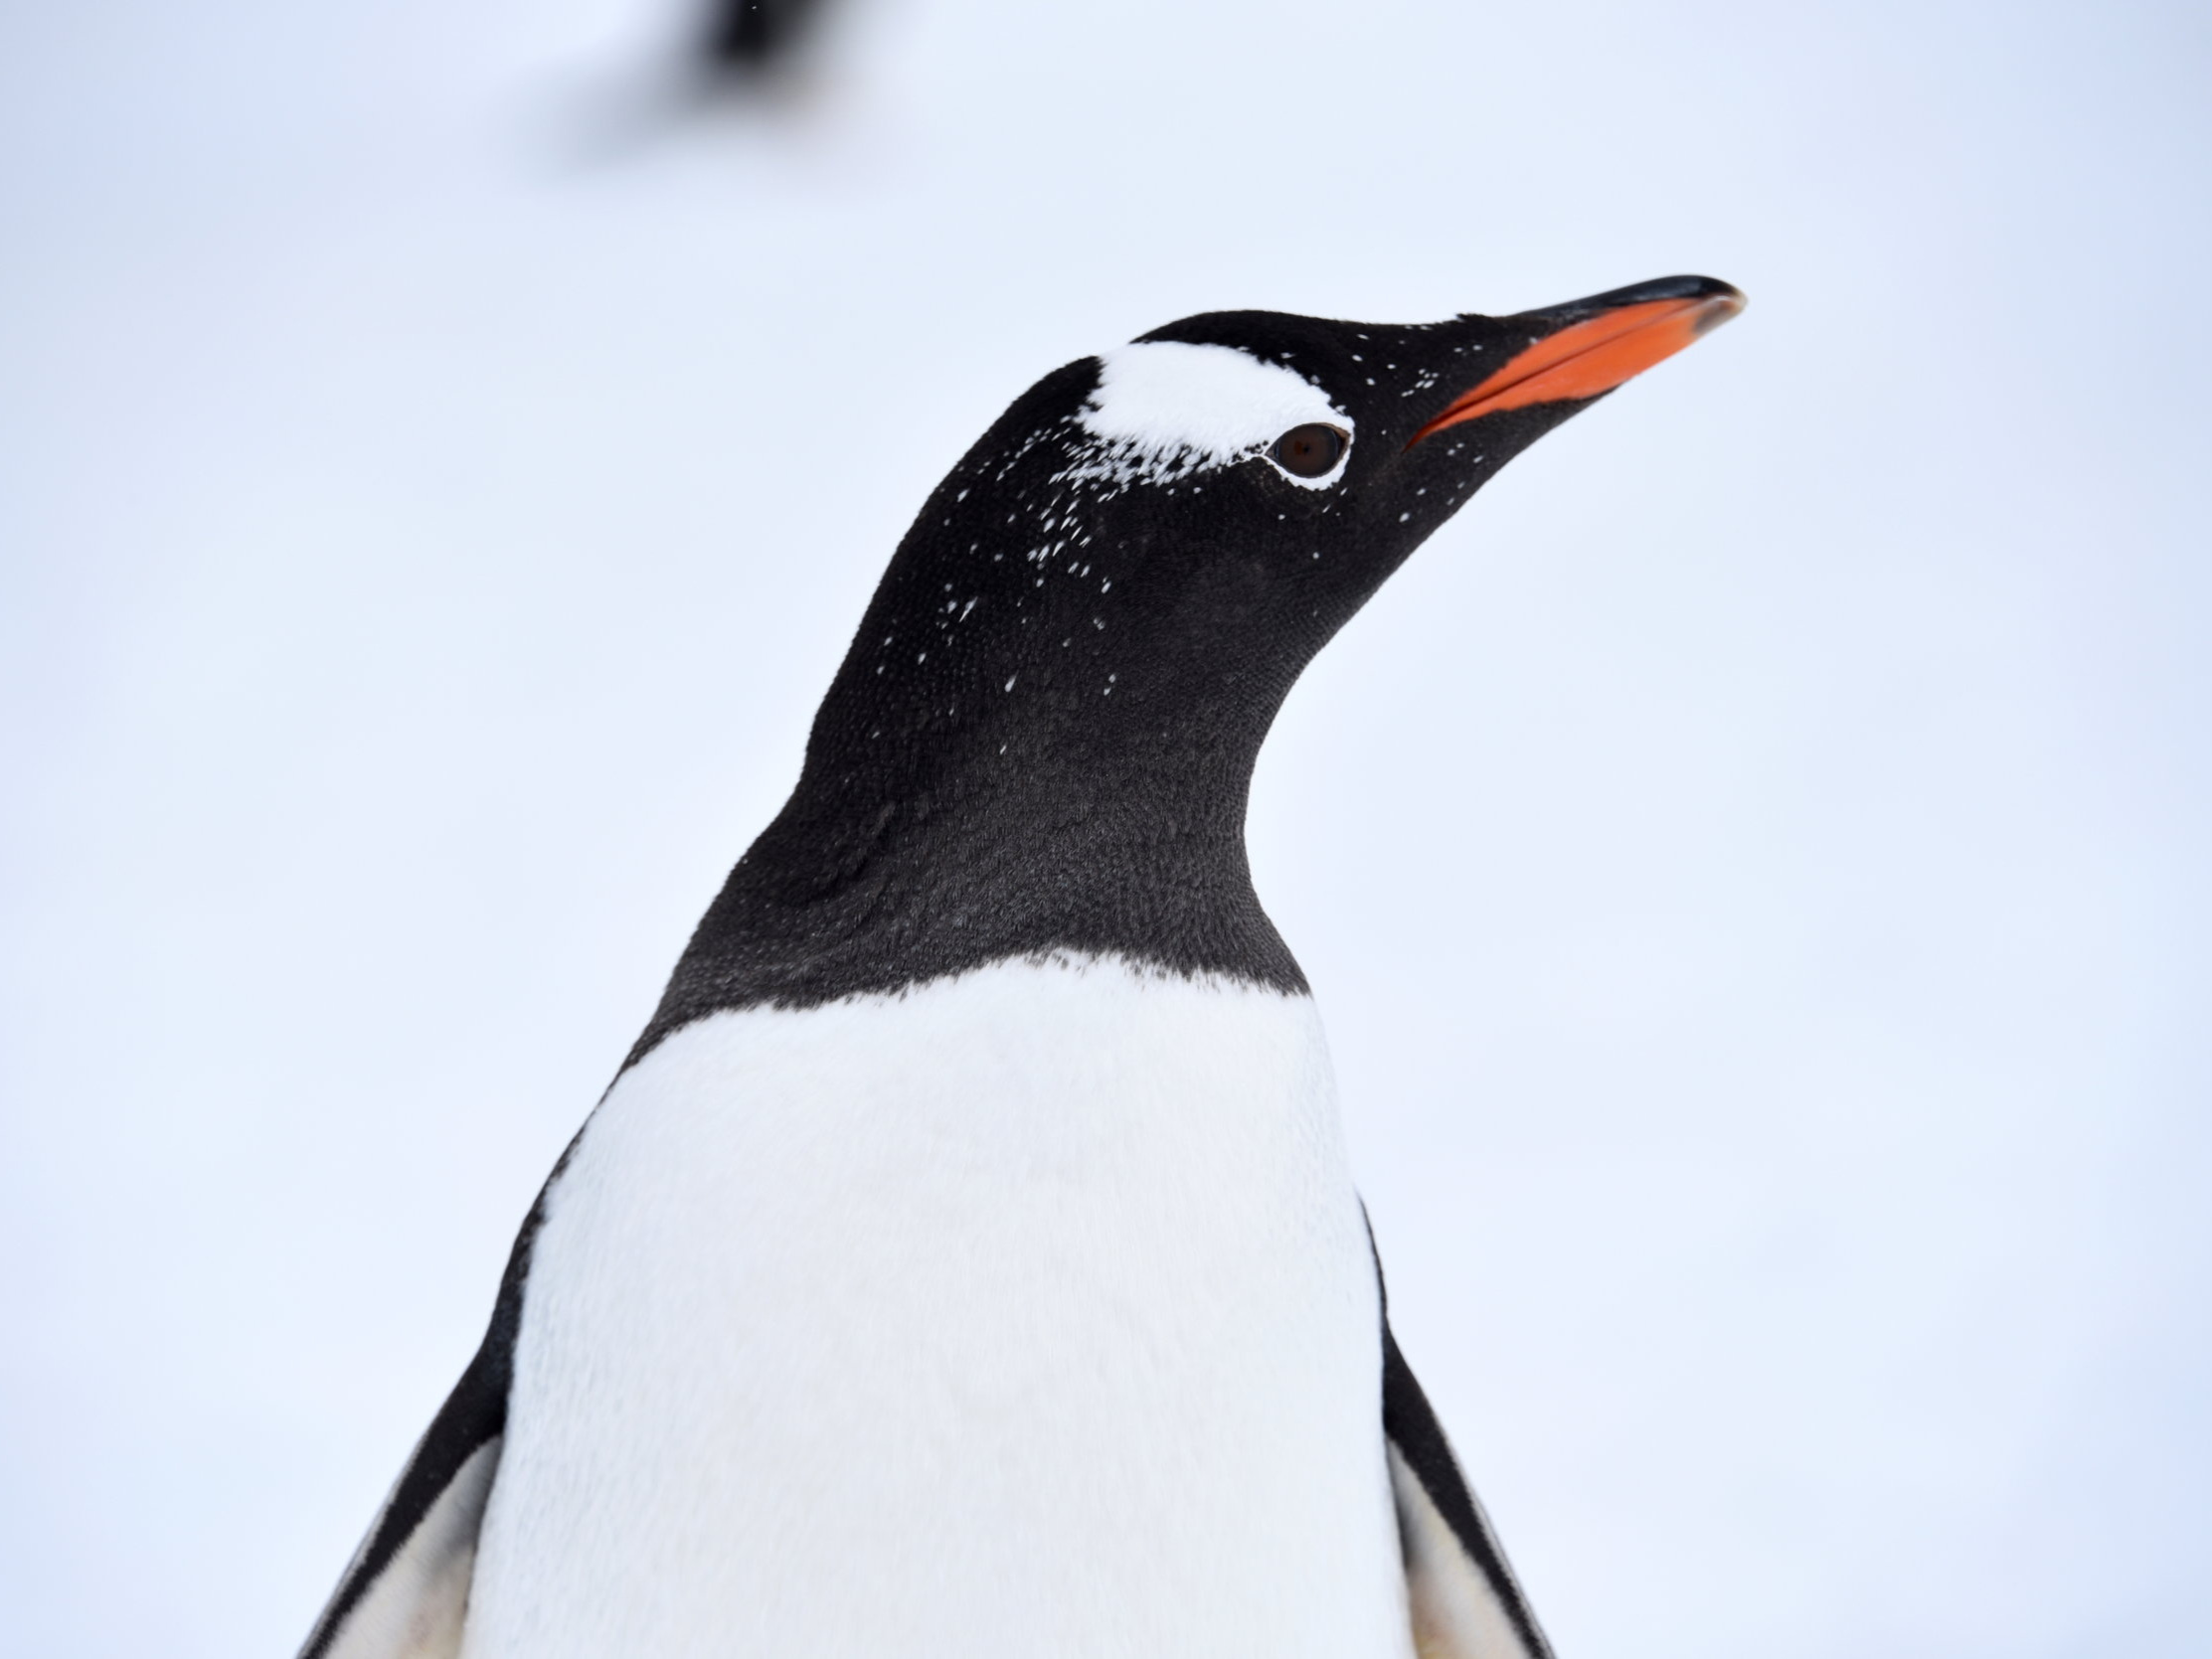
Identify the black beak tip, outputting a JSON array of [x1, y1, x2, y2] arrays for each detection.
[[1615, 273, 1741, 305], [1508, 273, 1747, 328]]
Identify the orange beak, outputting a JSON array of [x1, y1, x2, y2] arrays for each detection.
[[1410, 286, 1744, 446]]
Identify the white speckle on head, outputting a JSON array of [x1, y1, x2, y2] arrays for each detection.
[[1074, 341, 1353, 490]]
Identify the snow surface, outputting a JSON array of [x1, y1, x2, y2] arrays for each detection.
[[0, 1, 2207, 1657]]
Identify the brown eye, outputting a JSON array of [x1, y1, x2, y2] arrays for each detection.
[[1270, 422, 1347, 478]]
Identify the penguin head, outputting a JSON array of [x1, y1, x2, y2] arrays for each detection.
[[663, 277, 1743, 1016], [808, 275, 1742, 786]]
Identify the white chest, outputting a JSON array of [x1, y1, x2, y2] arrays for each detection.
[[460, 954, 1411, 1659]]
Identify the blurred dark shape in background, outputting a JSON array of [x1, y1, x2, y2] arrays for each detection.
[[700, 0, 837, 80], [529, 0, 852, 167]]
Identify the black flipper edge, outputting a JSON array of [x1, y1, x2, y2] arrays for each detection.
[[1369, 1213, 1556, 1659], [296, 1197, 548, 1659]]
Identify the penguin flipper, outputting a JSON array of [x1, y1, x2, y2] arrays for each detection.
[[1384, 1321, 1556, 1659], [297, 1220, 535, 1659]]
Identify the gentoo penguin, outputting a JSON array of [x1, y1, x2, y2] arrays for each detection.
[[297, 274, 1743, 1659]]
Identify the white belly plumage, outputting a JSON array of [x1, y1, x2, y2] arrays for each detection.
[[457, 952, 1412, 1659]]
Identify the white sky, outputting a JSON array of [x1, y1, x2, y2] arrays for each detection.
[[1, 0, 2207, 1654]]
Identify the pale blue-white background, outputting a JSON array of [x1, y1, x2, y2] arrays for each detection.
[[2, 0, 2205, 1653]]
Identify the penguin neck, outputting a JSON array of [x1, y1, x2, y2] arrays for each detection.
[[627, 679, 1305, 1065]]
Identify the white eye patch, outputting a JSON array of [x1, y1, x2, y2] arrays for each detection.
[[1077, 341, 1353, 488]]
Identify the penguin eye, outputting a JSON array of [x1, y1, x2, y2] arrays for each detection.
[[1269, 423, 1348, 479]]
